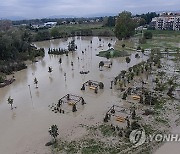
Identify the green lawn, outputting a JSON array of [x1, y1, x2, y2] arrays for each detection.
[[54, 23, 115, 36], [114, 30, 180, 51], [140, 30, 180, 50], [97, 49, 130, 58], [114, 37, 138, 52]]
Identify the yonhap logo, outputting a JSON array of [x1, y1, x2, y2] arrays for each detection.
[[129, 129, 146, 147], [129, 128, 180, 147]]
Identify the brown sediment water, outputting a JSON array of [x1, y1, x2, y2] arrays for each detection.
[[0, 36, 148, 154]]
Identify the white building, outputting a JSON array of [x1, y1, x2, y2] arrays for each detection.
[[44, 22, 57, 28], [150, 14, 180, 31], [174, 16, 180, 31], [61, 21, 67, 24]]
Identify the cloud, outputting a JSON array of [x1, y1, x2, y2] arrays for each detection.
[[0, 0, 179, 18]]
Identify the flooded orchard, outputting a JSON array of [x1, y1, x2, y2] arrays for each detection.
[[0, 36, 147, 154]]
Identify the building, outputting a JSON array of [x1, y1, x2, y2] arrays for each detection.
[[135, 26, 147, 31], [174, 16, 180, 31], [44, 22, 57, 28], [61, 21, 67, 24], [150, 13, 180, 30]]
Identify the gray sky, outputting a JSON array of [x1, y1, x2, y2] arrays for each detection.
[[0, 0, 180, 19]]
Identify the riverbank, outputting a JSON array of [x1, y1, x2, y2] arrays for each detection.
[[137, 30, 180, 51], [0, 78, 15, 88]]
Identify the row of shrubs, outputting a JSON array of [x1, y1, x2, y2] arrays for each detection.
[[48, 48, 68, 55]]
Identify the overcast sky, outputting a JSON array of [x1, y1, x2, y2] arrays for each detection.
[[0, 0, 180, 19]]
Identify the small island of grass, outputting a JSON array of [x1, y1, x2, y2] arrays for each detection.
[[96, 48, 130, 58]]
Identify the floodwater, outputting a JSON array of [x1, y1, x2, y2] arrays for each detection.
[[0, 36, 148, 154], [155, 125, 180, 154]]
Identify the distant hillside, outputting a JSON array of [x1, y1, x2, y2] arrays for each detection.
[[1, 10, 179, 21], [156, 10, 180, 14], [48, 15, 77, 19]]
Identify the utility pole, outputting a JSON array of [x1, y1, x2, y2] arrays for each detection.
[[28, 85, 34, 108]]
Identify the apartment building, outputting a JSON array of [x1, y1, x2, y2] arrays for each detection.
[[150, 12, 180, 30]]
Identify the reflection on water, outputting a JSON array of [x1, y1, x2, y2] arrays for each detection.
[[35, 90, 40, 97], [11, 111, 17, 120], [0, 36, 148, 154]]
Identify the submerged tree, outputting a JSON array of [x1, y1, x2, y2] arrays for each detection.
[[167, 86, 175, 97], [72, 104, 77, 112], [122, 92, 127, 100], [34, 77, 38, 88], [59, 57, 62, 64], [7, 96, 14, 110], [122, 44, 125, 48], [48, 67, 52, 73], [132, 109, 136, 119], [108, 43, 111, 49], [104, 113, 110, 122], [48, 125, 59, 142], [99, 61, 104, 71], [68, 40, 77, 51], [125, 57, 131, 66]]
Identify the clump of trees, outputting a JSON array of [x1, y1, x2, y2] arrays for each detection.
[[125, 57, 131, 66], [78, 29, 93, 36], [144, 31, 152, 39], [0, 27, 45, 76], [48, 125, 59, 143], [104, 16, 116, 27], [0, 20, 13, 31], [139, 31, 153, 44], [134, 12, 159, 24], [0, 28, 32, 60], [35, 30, 51, 41], [50, 27, 60, 39], [68, 40, 77, 51], [115, 11, 137, 40]]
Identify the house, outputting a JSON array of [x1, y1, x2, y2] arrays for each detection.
[[61, 21, 67, 24], [69, 21, 76, 25]]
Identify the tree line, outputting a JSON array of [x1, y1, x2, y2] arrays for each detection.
[[0, 26, 45, 78], [104, 12, 159, 27]]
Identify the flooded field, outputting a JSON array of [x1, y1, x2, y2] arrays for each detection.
[[0, 36, 148, 154]]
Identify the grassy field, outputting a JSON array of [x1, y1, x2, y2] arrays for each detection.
[[114, 37, 139, 52], [113, 30, 180, 52], [96, 29, 179, 58], [54, 23, 115, 36], [140, 30, 180, 50], [97, 49, 130, 58], [97, 34, 138, 58]]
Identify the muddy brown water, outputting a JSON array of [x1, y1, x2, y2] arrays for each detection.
[[155, 125, 180, 154], [0, 36, 148, 154]]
